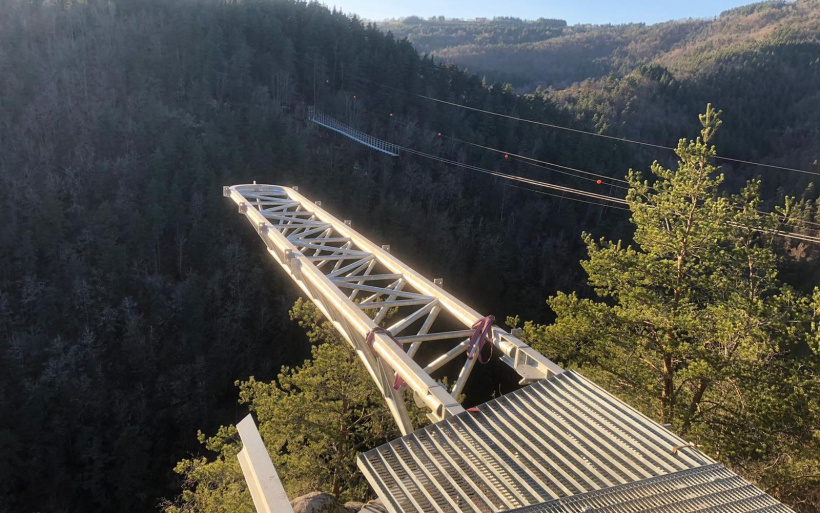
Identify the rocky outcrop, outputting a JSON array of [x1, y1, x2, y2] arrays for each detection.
[[290, 492, 350, 513], [289, 492, 386, 513], [358, 500, 388, 512]]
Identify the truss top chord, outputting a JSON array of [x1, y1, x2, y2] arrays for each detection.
[[226, 183, 794, 513], [225, 183, 562, 432]]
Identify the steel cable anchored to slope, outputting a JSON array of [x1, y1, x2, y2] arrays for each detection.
[[401, 146, 820, 245], [503, 183, 633, 211], [383, 109, 629, 188]]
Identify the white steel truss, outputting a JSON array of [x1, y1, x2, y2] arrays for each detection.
[[226, 184, 793, 513], [308, 106, 400, 156], [224, 184, 563, 434]]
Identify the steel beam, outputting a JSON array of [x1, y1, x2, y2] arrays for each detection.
[[236, 415, 295, 513], [225, 184, 563, 432]]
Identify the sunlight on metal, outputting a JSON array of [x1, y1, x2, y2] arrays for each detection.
[[359, 370, 794, 513], [225, 184, 562, 434], [236, 415, 294, 513], [226, 185, 793, 513]]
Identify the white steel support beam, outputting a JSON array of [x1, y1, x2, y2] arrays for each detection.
[[224, 184, 563, 432], [236, 415, 295, 513]]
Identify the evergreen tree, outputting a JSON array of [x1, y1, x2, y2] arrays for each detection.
[[165, 301, 398, 511], [520, 105, 820, 508]]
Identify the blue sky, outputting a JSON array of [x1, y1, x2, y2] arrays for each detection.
[[327, 0, 759, 25]]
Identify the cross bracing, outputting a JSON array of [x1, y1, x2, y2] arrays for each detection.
[[308, 106, 400, 156], [224, 184, 562, 434], [225, 183, 793, 513]]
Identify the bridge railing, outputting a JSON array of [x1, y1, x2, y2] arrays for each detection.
[[224, 183, 562, 434], [307, 106, 400, 156]]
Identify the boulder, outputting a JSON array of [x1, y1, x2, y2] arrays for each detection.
[[290, 492, 349, 513], [359, 500, 388, 512], [343, 501, 365, 512]]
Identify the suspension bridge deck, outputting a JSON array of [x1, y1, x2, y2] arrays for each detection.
[[308, 107, 400, 156]]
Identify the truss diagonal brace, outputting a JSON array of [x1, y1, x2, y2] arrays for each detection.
[[224, 184, 563, 433], [225, 185, 463, 432]]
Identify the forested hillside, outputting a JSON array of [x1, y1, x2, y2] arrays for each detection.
[[380, 1, 819, 91], [2, 0, 819, 511], [0, 0, 636, 510], [381, 0, 820, 185]]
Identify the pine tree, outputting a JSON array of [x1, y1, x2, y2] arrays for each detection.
[[521, 105, 820, 507], [164, 301, 398, 511]]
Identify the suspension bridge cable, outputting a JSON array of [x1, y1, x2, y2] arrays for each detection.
[[312, 105, 820, 241], [387, 114, 629, 188], [398, 145, 629, 205], [389, 111, 820, 231], [400, 145, 820, 244], [757, 211, 820, 232], [730, 222, 820, 245], [397, 115, 820, 233], [361, 78, 820, 177], [310, 106, 627, 204], [503, 183, 632, 211], [438, 132, 631, 188], [515, 157, 631, 191]]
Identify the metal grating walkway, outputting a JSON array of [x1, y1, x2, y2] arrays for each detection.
[[308, 107, 400, 156], [357, 370, 790, 513], [509, 464, 792, 513]]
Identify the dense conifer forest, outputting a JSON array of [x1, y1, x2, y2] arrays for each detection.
[[381, 0, 820, 183], [1, 0, 818, 511]]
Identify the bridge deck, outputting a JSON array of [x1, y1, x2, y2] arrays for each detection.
[[358, 370, 790, 513], [510, 464, 791, 513], [308, 107, 400, 156]]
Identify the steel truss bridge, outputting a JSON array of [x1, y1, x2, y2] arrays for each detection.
[[224, 184, 793, 513]]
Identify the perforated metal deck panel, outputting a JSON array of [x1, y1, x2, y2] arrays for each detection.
[[508, 464, 792, 513], [358, 371, 788, 513]]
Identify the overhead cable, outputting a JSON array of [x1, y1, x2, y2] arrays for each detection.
[[399, 145, 820, 244], [397, 145, 628, 205], [362, 78, 820, 177], [438, 133, 631, 188]]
